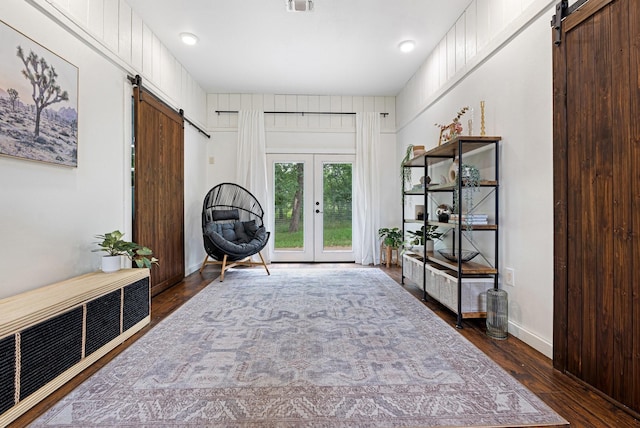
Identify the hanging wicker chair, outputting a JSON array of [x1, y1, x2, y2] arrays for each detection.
[[199, 183, 271, 281]]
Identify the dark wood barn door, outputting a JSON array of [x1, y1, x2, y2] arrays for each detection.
[[133, 87, 184, 296], [553, 0, 640, 415]]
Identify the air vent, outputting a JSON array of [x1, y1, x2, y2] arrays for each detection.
[[286, 0, 314, 12]]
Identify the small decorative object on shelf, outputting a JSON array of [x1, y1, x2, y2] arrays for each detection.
[[437, 248, 480, 263], [436, 204, 453, 223], [412, 145, 425, 157], [406, 225, 442, 246], [435, 106, 469, 146], [480, 101, 486, 136], [407, 225, 442, 254], [448, 158, 459, 183]]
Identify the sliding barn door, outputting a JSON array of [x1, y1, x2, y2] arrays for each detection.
[[133, 87, 184, 296], [553, 0, 640, 414]]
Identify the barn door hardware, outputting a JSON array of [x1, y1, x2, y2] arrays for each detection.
[[551, 0, 592, 46]]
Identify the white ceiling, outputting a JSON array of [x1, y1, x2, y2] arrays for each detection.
[[125, 0, 472, 96]]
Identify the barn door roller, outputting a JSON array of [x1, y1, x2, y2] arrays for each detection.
[[551, 0, 592, 46], [551, 0, 569, 45]]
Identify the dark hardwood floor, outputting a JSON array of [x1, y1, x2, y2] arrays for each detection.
[[11, 264, 640, 427]]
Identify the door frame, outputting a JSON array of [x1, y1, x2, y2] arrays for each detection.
[[267, 153, 355, 262]]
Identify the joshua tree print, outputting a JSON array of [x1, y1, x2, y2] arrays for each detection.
[[7, 88, 19, 111], [16, 45, 69, 138]]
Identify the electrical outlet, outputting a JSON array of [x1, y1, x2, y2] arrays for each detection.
[[505, 268, 515, 286]]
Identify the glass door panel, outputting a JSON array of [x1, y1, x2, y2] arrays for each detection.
[[314, 156, 354, 261], [267, 154, 354, 262], [268, 155, 314, 261]]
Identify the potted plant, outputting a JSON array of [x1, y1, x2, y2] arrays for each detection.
[[94, 230, 159, 273], [406, 225, 442, 254], [401, 144, 414, 194], [378, 227, 403, 248], [378, 227, 404, 267]]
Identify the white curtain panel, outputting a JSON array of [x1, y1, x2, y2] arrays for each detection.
[[354, 112, 382, 265], [236, 110, 271, 262]]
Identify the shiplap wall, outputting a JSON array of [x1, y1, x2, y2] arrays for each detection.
[[41, 0, 207, 127], [208, 94, 396, 133], [397, 0, 554, 130]]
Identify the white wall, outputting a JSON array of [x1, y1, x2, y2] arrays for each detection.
[[396, 0, 556, 357], [207, 93, 399, 233], [184, 125, 209, 274], [0, 0, 207, 299]]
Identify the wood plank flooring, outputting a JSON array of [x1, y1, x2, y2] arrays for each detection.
[[11, 264, 640, 427]]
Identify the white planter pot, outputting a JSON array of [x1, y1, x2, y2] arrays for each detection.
[[101, 255, 122, 273], [425, 240, 434, 254]]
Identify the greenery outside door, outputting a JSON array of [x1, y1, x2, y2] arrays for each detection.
[[267, 154, 354, 262]]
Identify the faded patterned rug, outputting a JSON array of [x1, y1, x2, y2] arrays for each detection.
[[31, 268, 567, 427]]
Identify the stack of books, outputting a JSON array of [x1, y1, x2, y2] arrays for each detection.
[[449, 214, 489, 225]]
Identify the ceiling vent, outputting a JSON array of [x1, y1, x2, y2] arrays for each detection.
[[286, 0, 314, 12]]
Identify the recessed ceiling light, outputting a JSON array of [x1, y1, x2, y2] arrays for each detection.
[[180, 32, 198, 46], [399, 40, 416, 53]]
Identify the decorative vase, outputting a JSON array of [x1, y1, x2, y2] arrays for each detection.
[[101, 255, 121, 273], [448, 158, 459, 183], [438, 213, 450, 223]]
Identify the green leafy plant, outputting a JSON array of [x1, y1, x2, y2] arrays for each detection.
[[452, 164, 481, 233], [401, 144, 414, 191], [406, 225, 442, 246], [378, 227, 404, 248], [94, 230, 159, 268]]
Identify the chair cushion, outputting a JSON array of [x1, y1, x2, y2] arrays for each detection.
[[204, 220, 266, 249], [205, 225, 268, 259], [243, 220, 258, 236], [234, 221, 252, 244], [212, 209, 239, 221], [204, 222, 221, 236]]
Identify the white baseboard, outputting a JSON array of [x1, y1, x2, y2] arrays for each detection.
[[508, 321, 553, 359], [185, 262, 202, 277]]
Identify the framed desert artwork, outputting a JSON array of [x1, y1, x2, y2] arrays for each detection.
[[0, 20, 78, 167]]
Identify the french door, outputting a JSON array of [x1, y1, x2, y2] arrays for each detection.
[[267, 154, 354, 262]]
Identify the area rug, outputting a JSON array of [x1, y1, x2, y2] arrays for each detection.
[[31, 268, 567, 427]]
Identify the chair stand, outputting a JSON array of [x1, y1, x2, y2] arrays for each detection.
[[199, 252, 271, 281]]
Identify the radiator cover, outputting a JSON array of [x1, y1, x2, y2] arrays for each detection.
[[0, 269, 151, 426]]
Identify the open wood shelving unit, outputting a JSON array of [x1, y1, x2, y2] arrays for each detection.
[[402, 135, 501, 328]]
